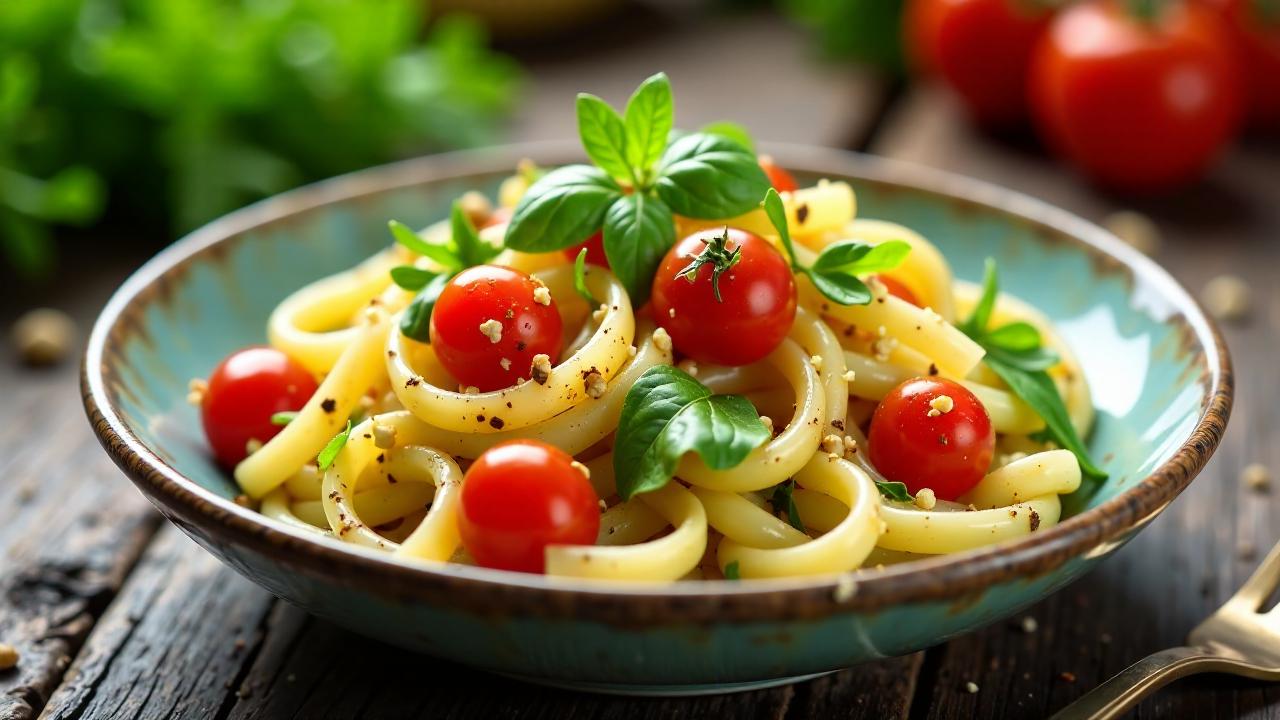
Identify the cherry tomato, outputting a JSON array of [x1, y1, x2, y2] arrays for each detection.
[[906, 0, 1054, 127], [759, 156, 799, 193], [430, 265, 564, 392], [1029, 0, 1241, 192], [201, 346, 317, 468], [1204, 0, 1280, 128], [457, 439, 600, 573], [651, 228, 797, 366], [872, 274, 922, 307], [561, 231, 609, 268], [868, 377, 995, 501]]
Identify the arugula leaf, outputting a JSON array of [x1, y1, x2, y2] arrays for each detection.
[[270, 411, 298, 426], [612, 366, 770, 500], [875, 480, 914, 502], [399, 273, 452, 342], [654, 133, 771, 219], [723, 560, 741, 580], [317, 420, 353, 472], [572, 247, 597, 306], [701, 121, 754, 152], [504, 165, 621, 252], [623, 72, 674, 178], [450, 200, 500, 268], [576, 94, 634, 184], [389, 220, 460, 270], [770, 480, 805, 532], [985, 357, 1107, 480], [602, 193, 674, 307], [389, 266, 438, 291]]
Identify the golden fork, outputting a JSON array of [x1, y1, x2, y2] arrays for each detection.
[[1052, 539, 1280, 719]]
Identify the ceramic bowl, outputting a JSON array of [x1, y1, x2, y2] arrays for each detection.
[[83, 142, 1231, 695]]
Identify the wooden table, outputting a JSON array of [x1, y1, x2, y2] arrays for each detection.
[[3, 6, 1279, 718]]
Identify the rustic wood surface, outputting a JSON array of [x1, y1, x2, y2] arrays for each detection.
[[3, 4, 1279, 718]]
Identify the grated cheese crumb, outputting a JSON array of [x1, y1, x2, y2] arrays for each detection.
[[584, 370, 606, 398], [461, 385, 480, 395], [652, 327, 673, 353], [1201, 274, 1251, 322], [1243, 463, 1272, 492], [914, 488, 937, 510], [927, 394, 955, 417], [821, 434, 845, 457], [372, 423, 397, 450], [759, 416, 774, 433], [843, 370, 856, 382], [810, 354, 824, 372], [571, 460, 591, 479], [499, 357, 511, 371], [872, 336, 898, 362], [478, 319, 503, 344], [532, 286, 552, 306], [186, 378, 208, 406], [530, 354, 552, 385]]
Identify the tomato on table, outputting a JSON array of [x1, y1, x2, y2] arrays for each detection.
[[1204, 0, 1280, 128], [1029, 0, 1241, 191], [457, 439, 601, 573], [872, 274, 921, 307], [651, 228, 797, 366], [759, 156, 799, 193], [905, 0, 1054, 127], [868, 377, 995, 501], [430, 265, 564, 392], [201, 346, 318, 468], [561, 231, 609, 267]]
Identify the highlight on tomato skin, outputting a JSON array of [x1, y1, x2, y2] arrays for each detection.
[[650, 227, 798, 367], [867, 377, 995, 501], [201, 346, 318, 468], [457, 439, 601, 574], [429, 264, 564, 393]]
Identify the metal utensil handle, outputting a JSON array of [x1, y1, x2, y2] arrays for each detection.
[[1049, 646, 1211, 720]]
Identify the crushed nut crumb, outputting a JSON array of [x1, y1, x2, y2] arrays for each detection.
[[372, 423, 397, 450], [759, 416, 774, 433], [843, 370, 856, 382], [821, 434, 845, 456], [530, 354, 552, 385], [478, 319, 503, 343], [927, 394, 955, 417], [499, 357, 512, 371], [914, 488, 937, 510], [652, 327, 673, 353], [460, 385, 480, 395], [533, 286, 552, 306], [810, 354, 824, 372], [584, 369, 606, 398]]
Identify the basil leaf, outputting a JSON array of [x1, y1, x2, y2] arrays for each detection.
[[389, 220, 459, 270], [399, 272, 451, 342], [504, 165, 621, 252], [450, 200, 499, 268], [572, 247, 597, 306], [612, 366, 770, 500], [724, 560, 741, 580], [961, 257, 999, 336], [270, 411, 298, 426], [701, 121, 754, 152], [985, 343, 1060, 373], [985, 356, 1107, 480], [623, 72, 673, 178], [812, 239, 912, 276], [806, 269, 873, 306], [984, 321, 1043, 352], [601, 193, 674, 307], [763, 187, 799, 268], [770, 480, 805, 532], [576, 93, 634, 184], [316, 420, 353, 472], [875, 481, 913, 503], [654, 133, 771, 219], [389, 265, 437, 291]]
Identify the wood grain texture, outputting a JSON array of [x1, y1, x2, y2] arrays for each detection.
[[874, 85, 1280, 720]]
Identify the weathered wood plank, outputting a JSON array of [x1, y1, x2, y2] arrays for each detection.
[[872, 85, 1280, 719]]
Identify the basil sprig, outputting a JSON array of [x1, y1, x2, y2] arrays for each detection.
[[612, 365, 771, 500], [875, 480, 914, 503], [960, 259, 1107, 480], [762, 188, 912, 306], [388, 201, 499, 342], [504, 72, 770, 306], [770, 480, 805, 532]]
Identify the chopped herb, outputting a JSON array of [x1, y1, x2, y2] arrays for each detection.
[[270, 411, 298, 426], [770, 480, 806, 532], [875, 480, 914, 503], [724, 560, 741, 580], [316, 420, 353, 472], [572, 247, 598, 306]]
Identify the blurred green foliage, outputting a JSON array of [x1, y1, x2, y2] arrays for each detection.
[[783, 0, 907, 73], [0, 0, 521, 277]]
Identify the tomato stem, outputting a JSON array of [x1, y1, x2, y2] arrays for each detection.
[[674, 227, 742, 302]]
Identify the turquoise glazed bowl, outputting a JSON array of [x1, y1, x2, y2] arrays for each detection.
[[83, 142, 1231, 695]]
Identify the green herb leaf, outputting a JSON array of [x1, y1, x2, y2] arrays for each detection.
[[399, 272, 452, 342], [770, 480, 805, 532], [960, 257, 999, 336], [270, 411, 298, 426], [983, 321, 1043, 352], [612, 366, 771, 500], [811, 239, 913, 276], [389, 265, 438, 291], [701, 121, 755, 152], [807, 270, 873, 306], [763, 187, 799, 269], [601, 193, 675, 307], [389, 220, 459, 270], [504, 165, 621, 252], [724, 560, 741, 580], [317, 420, 353, 472], [985, 344, 1060, 373], [576, 93, 634, 184], [624, 72, 674, 179], [654, 133, 771, 219], [572, 247, 597, 306], [451, 200, 500, 268], [875, 480, 914, 502]]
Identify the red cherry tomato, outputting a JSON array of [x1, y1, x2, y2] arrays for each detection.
[[1203, 0, 1280, 128], [457, 439, 600, 573], [430, 265, 564, 392], [1029, 0, 1241, 192], [872, 274, 922, 307], [906, 0, 1053, 127], [651, 228, 797, 366], [759, 156, 799, 193], [201, 346, 317, 468], [561, 231, 609, 268], [868, 377, 995, 501]]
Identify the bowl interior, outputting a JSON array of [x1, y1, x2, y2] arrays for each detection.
[[99, 150, 1212, 542]]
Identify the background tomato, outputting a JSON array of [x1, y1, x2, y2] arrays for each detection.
[[1029, 0, 1241, 191], [868, 377, 995, 501], [651, 228, 797, 366], [872, 274, 921, 307], [201, 346, 317, 468], [430, 265, 564, 392], [1203, 0, 1280, 128], [759, 156, 799, 192], [457, 439, 600, 573], [561, 231, 609, 267], [905, 0, 1054, 127]]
